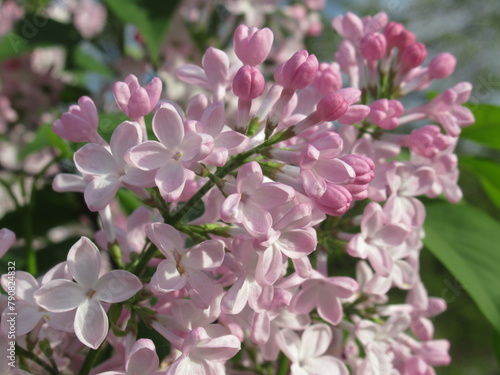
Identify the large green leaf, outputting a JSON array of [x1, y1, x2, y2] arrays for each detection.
[[103, 0, 181, 61], [462, 104, 500, 151], [0, 15, 81, 61], [424, 202, 500, 333], [460, 156, 500, 209]]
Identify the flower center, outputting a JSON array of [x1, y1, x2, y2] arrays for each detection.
[[86, 288, 97, 299], [173, 151, 182, 161]]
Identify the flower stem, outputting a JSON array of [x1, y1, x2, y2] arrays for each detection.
[[170, 127, 295, 224], [16, 345, 59, 375]]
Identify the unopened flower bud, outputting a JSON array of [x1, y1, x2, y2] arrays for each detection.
[[316, 93, 349, 122], [314, 63, 342, 94], [361, 32, 387, 60], [113, 74, 162, 120], [233, 65, 265, 101], [384, 21, 404, 50], [53, 96, 101, 143], [401, 43, 427, 70], [369, 99, 404, 129], [409, 125, 453, 158], [274, 50, 319, 90], [428, 52, 456, 79], [233, 25, 274, 66]]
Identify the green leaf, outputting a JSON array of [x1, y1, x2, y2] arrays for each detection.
[[494, 330, 500, 367], [103, 0, 181, 61], [460, 157, 500, 209], [424, 202, 500, 333], [462, 104, 500, 151], [116, 189, 143, 215], [19, 123, 73, 160], [0, 15, 81, 61]]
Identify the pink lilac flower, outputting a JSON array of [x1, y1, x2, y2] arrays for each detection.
[[73, 0, 107, 39], [277, 324, 348, 375], [221, 161, 295, 240], [254, 203, 317, 285], [166, 326, 240, 375], [347, 202, 409, 276], [1, 271, 74, 336], [96, 338, 159, 375], [176, 47, 230, 103], [34, 237, 142, 349], [126, 103, 213, 201], [290, 270, 358, 325], [146, 223, 225, 309], [74, 121, 156, 211]]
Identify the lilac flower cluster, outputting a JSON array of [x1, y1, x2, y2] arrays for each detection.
[[0, 11, 473, 375]]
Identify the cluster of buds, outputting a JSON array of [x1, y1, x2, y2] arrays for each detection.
[[0, 11, 473, 375]]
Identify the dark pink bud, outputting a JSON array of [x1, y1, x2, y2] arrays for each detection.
[[314, 63, 342, 94], [396, 29, 416, 50], [428, 52, 456, 79], [233, 25, 274, 66], [340, 154, 375, 185], [274, 50, 319, 90], [409, 125, 453, 158], [316, 93, 349, 122], [315, 184, 352, 216], [401, 43, 427, 70], [384, 21, 405, 50], [232, 65, 265, 101], [361, 32, 387, 60]]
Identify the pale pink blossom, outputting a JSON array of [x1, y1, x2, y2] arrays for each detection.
[[221, 162, 295, 240], [126, 103, 213, 201], [177, 47, 230, 102], [347, 202, 409, 276], [146, 223, 225, 309], [369, 99, 404, 130], [277, 324, 348, 375], [96, 338, 159, 375], [74, 121, 155, 211], [166, 326, 240, 375], [290, 270, 358, 325], [34, 237, 142, 349]]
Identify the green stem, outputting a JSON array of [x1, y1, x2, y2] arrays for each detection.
[[16, 345, 59, 375], [0, 177, 21, 209], [131, 244, 158, 277], [78, 345, 104, 375], [170, 128, 295, 224], [23, 204, 37, 275], [277, 352, 290, 375]]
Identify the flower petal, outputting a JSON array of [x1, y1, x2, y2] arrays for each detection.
[[75, 143, 118, 176], [145, 223, 184, 259], [156, 160, 187, 202], [126, 339, 159, 375], [67, 237, 101, 288], [184, 239, 225, 271], [110, 121, 142, 167], [34, 279, 85, 312], [75, 298, 108, 349], [151, 259, 186, 293], [153, 103, 185, 150], [127, 141, 169, 171], [94, 270, 142, 303], [84, 175, 121, 212], [300, 324, 332, 358]]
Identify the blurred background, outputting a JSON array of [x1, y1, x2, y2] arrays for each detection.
[[0, 0, 499, 374]]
